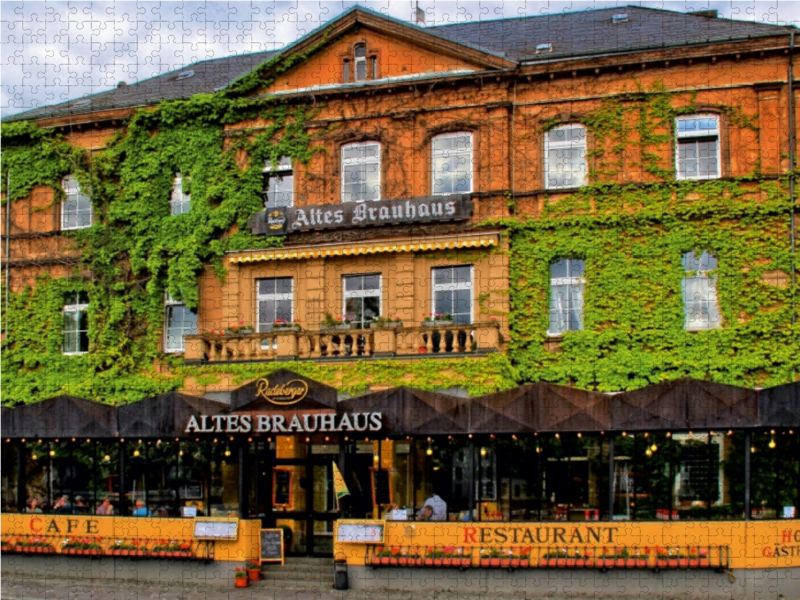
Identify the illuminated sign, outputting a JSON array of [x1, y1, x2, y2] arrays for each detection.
[[255, 378, 308, 405], [184, 412, 383, 434]]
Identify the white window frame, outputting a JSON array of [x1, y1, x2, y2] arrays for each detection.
[[60, 175, 92, 231], [341, 141, 381, 203], [431, 266, 473, 325], [263, 157, 294, 208], [431, 132, 473, 196], [544, 124, 588, 190], [170, 174, 191, 215], [62, 292, 89, 355], [256, 277, 294, 332], [342, 274, 382, 329], [547, 258, 585, 336], [354, 43, 367, 82], [164, 293, 197, 353], [675, 114, 721, 181], [682, 250, 722, 331]]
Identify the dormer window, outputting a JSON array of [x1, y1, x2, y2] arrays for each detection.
[[535, 43, 553, 54], [612, 13, 628, 23], [354, 44, 367, 81]]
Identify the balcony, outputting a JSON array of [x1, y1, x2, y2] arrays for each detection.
[[183, 322, 502, 363]]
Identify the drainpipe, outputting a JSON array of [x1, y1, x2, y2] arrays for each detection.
[[789, 32, 797, 362]]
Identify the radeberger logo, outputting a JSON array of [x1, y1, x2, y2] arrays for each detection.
[[267, 210, 286, 231], [256, 378, 308, 405]]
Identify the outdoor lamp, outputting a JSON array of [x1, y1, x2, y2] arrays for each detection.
[[650, 443, 658, 452], [480, 447, 487, 457], [769, 438, 776, 449]]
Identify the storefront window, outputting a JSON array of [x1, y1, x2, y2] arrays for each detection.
[[743, 431, 799, 519], [2, 442, 19, 512], [177, 441, 211, 516], [209, 442, 239, 517]]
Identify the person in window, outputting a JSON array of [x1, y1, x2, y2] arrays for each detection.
[[25, 497, 42, 513], [132, 499, 151, 517], [73, 495, 90, 514], [416, 489, 447, 521], [96, 496, 114, 515], [53, 495, 72, 514]]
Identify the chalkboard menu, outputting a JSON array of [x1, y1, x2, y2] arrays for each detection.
[[372, 469, 391, 506], [260, 529, 284, 564], [194, 519, 238, 540]]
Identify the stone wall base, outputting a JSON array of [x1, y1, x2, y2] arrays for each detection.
[[346, 565, 800, 600], [1, 555, 241, 586]]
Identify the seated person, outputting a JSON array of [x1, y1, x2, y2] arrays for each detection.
[[52, 495, 72, 514], [96, 497, 114, 515], [132, 499, 151, 517], [416, 490, 447, 521]]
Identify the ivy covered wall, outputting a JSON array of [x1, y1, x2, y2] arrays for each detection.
[[1, 76, 797, 405]]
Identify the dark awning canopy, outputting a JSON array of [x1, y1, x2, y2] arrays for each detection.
[[2, 378, 798, 439]]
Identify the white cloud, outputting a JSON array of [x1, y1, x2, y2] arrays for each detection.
[[2, 1, 798, 118]]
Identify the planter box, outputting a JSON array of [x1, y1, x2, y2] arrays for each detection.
[[678, 558, 689, 568], [556, 558, 567, 568], [271, 325, 301, 332], [668, 559, 679, 569], [615, 559, 626, 568], [520, 559, 530, 568], [380, 557, 390, 565], [371, 322, 403, 329], [372, 557, 382, 566], [320, 324, 352, 331], [433, 558, 443, 566], [566, 558, 576, 568], [423, 320, 454, 327], [500, 559, 510, 568], [657, 559, 668, 568], [424, 558, 434, 566], [510, 559, 520, 568], [461, 558, 471, 567], [700, 558, 710, 568], [225, 329, 254, 335], [689, 559, 700, 568], [636, 559, 648, 568], [414, 558, 424, 566], [480, 558, 490, 567], [490, 558, 501, 567], [442, 558, 452, 567]]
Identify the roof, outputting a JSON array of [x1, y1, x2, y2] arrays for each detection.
[[4, 50, 278, 122], [430, 5, 791, 62], [5, 5, 791, 123]]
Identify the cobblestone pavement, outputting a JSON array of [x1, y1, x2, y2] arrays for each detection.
[[0, 575, 596, 600]]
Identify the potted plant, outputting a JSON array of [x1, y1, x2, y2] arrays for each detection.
[[575, 548, 590, 568], [688, 548, 700, 568], [371, 315, 403, 329], [389, 547, 401, 565], [372, 547, 384, 566], [479, 548, 491, 567], [109, 539, 136, 556], [201, 328, 225, 337], [272, 318, 301, 332], [509, 548, 521, 568], [423, 312, 454, 327], [321, 313, 353, 331], [455, 547, 471, 568], [411, 547, 423, 566], [442, 546, 454, 567], [599, 548, 615, 569], [615, 547, 629, 568], [678, 550, 689, 568], [656, 548, 669, 569], [398, 547, 409, 566], [634, 547, 649, 568], [422, 547, 434, 566], [667, 548, 679, 569], [380, 546, 391, 565], [489, 547, 501, 567], [226, 321, 254, 335], [234, 567, 249, 588], [699, 548, 710, 568], [246, 558, 261, 581]]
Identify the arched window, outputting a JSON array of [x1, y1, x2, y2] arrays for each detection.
[[354, 43, 367, 81]]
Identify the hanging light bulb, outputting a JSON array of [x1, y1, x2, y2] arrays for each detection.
[[179, 449, 184, 457], [646, 449, 653, 457], [577, 433, 582, 439], [555, 433, 560, 439], [426, 445, 433, 456], [666, 432, 672, 438], [49, 449, 56, 457], [373, 453, 379, 463], [769, 438, 776, 449], [103, 455, 111, 462], [750, 446, 757, 454], [31, 453, 38, 461], [480, 447, 487, 457], [224, 446, 231, 458], [133, 446, 141, 457], [727, 430, 733, 436], [622, 432, 628, 437], [650, 443, 658, 453], [535, 446, 542, 453]]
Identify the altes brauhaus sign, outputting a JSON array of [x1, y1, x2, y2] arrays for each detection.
[[185, 412, 383, 434], [248, 195, 472, 236]]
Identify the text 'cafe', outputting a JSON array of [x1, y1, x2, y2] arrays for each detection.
[[1, 370, 799, 566]]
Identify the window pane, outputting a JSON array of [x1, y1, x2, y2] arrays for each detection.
[[275, 299, 292, 322], [549, 284, 568, 334], [453, 266, 471, 285], [345, 297, 362, 322], [258, 300, 276, 328], [258, 279, 276, 295], [363, 275, 380, 291], [434, 290, 452, 315], [569, 284, 584, 330], [267, 175, 294, 208], [434, 268, 453, 285], [344, 276, 362, 292], [356, 60, 366, 81], [454, 289, 471, 317], [568, 259, 586, 278], [343, 61, 350, 82], [77, 309, 88, 331], [551, 260, 568, 279], [362, 296, 380, 322], [276, 278, 293, 295], [354, 44, 366, 58]]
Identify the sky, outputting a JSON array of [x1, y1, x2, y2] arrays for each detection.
[[2, 1, 799, 119]]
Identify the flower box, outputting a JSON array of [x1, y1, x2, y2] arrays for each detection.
[[689, 558, 700, 568], [615, 558, 626, 568], [272, 324, 301, 332], [372, 556, 382, 566], [500, 558, 511, 568], [636, 559, 648, 568], [510, 558, 520, 568], [657, 558, 668, 569], [668, 558, 679, 568], [424, 558, 434, 566], [601, 559, 615, 568], [321, 324, 351, 331], [433, 558, 443, 566], [490, 558, 501, 567], [442, 558, 452, 567], [520, 559, 530, 568], [415, 558, 424, 566], [556, 557, 567, 568], [700, 558, 710, 568], [565, 558, 576, 567], [225, 328, 254, 335], [380, 557, 390, 565], [480, 558, 490, 567], [371, 321, 403, 329], [423, 320, 454, 327], [398, 557, 408, 566], [678, 557, 689, 568], [460, 558, 471, 567]]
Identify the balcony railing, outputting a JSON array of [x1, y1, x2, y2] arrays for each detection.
[[183, 322, 502, 363]]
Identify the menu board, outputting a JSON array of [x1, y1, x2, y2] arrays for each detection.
[[337, 521, 385, 543], [193, 519, 238, 540], [260, 529, 284, 564]]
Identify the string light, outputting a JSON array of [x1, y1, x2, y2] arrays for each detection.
[[727, 430, 733, 436], [535, 446, 542, 453], [133, 448, 140, 457], [577, 433, 582, 439], [555, 433, 560, 439], [666, 432, 672, 438], [426, 446, 433, 456], [373, 453, 379, 463], [650, 443, 658, 452], [31, 453, 38, 461], [480, 447, 487, 457], [224, 446, 231, 458], [645, 449, 652, 457], [751, 446, 757, 454], [769, 438, 776, 449], [49, 449, 55, 457], [622, 432, 628, 437], [103, 455, 110, 462]]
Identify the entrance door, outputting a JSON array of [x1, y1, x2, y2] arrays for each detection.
[[260, 436, 340, 557]]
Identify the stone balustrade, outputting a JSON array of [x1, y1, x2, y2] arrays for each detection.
[[183, 322, 502, 363]]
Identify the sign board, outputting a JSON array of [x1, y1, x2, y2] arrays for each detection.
[[181, 506, 197, 518], [248, 195, 473, 236], [260, 529, 284, 564], [337, 521, 385, 543], [193, 519, 238, 540]]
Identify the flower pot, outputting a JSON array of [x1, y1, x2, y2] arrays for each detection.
[[615, 559, 625, 568], [490, 558, 501, 567], [566, 558, 576, 567], [480, 558, 490, 567], [556, 558, 567, 568], [321, 324, 351, 331], [657, 559, 668, 568], [424, 558, 434, 566], [668, 559, 679, 569], [636, 559, 647, 568], [380, 557, 389, 565], [546, 558, 557, 568], [625, 559, 636, 568], [678, 558, 689, 568], [689, 559, 700, 568], [511, 559, 520, 568], [248, 568, 261, 581], [389, 557, 398, 565], [372, 557, 382, 566], [434, 558, 443, 566], [700, 558, 710, 568], [415, 558, 424, 566], [159, 551, 167, 558], [575, 558, 585, 568], [500, 559, 510, 568], [423, 320, 454, 327], [371, 322, 403, 329], [399, 557, 408, 566], [234, 577, 249, 588], [442, 558, 452, 567], [520, 559, 530, 568]]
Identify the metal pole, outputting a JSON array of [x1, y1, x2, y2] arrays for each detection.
[[744, 431, 752, 520], [607, 436, 615, 521]]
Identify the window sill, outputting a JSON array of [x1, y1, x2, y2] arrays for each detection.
[[676, 175, 721, 182], [544, 185, 586, 193], [61, 351, 88, 356], [60, 226, 92, 232], [685, 327, 722, 332]]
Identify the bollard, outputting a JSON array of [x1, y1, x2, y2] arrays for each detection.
[[334, 559, 349, 590]]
